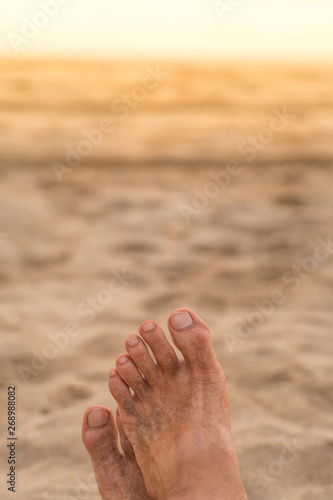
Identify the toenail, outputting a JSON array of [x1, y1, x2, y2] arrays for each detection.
[[127, 336, 140, 347], [109, 369, 118, 378], [170, 312, 193, 330], [118, 356, 129, 365], [142, 321, 155, 333], [87, 408, 110, 427]]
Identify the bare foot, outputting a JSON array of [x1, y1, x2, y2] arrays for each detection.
[[109, 308, 247, 500], [82, 405, 151, 500]]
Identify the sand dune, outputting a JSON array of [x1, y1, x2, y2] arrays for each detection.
[[0, 59, 333, 499]]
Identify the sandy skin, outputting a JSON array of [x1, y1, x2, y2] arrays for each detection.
[[82, 308, 247, 500]]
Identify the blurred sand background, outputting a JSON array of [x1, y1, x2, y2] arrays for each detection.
[[0, 58, 333, 499]]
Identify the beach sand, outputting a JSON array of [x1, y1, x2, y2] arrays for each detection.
[[0, 59, 333, 499]]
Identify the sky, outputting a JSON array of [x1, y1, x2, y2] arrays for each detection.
[[1, 0, 333, 60]]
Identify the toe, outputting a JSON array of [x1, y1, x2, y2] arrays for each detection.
[[115, 354, 149, 400], [139, 320, 179, 373], [125, 335, 158, 384], [116, 407, 136, 460], [82, 406, 124, 495], [168, 308, 220, 375], [82, 406, 120, 462], [108, 369, 137, 415]]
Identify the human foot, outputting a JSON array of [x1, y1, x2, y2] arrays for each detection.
[[82, 405, 151, 500], [109, 308, 247, 500]]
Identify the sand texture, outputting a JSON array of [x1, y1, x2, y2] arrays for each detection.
[[0, 59, 333, 499]]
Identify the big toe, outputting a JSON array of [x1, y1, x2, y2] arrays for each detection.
[[82, 406, 124, 499], [168, 308, 221, 376]]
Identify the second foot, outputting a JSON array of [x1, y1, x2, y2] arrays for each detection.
[[82, 405, 151, 500]]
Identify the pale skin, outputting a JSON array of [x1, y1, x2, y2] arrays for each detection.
[[82, 308, 247, 500]]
